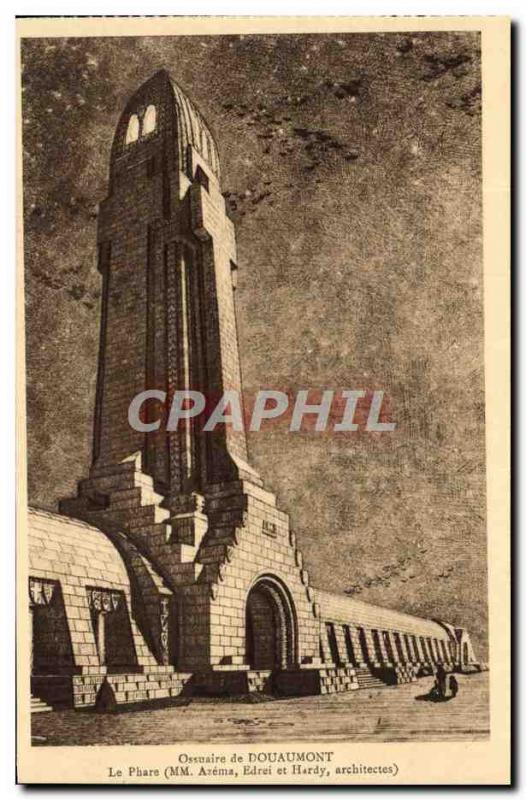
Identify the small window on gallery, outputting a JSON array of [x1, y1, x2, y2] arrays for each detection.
[[195, 164, 209, 193], [125, 113, 140, 144], [143, 104, 157, 135]]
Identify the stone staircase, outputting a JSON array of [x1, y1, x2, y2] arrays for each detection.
[[354, 667, 391, 690], [31, 694, 53, 713], [60, 455, 170, 536], [60, 454, 207, 589]]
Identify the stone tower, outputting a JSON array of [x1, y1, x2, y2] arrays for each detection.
[[61, 71, 323, 686], [92, 69, 256, 507]]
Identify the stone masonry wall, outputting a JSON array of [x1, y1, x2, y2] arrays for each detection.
[[196, 480, 321, 670], [28, 508, 195, 708]]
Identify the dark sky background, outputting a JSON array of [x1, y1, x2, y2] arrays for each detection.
[[21, 31, 487, 655]]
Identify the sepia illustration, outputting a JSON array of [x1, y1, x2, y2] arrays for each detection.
[[20, 24, 496, 761]]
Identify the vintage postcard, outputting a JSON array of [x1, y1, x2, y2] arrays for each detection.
[[16, 15, 510, 785]]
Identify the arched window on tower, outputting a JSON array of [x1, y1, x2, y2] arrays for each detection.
[[125, 113, 140, 144], [143, 104, 157, 135]]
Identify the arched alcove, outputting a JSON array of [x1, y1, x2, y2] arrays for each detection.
[[245, 576, 297, 670], [30, 580, 74, 675]]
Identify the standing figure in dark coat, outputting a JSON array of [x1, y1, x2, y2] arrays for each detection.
[[449, 674, 459, 698], [435, 664, 447, 699]]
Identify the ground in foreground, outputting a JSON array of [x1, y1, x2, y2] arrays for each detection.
[[31, 672, 489, 746]]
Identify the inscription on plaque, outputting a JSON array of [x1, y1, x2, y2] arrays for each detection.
[[262, 519, 277, 538]]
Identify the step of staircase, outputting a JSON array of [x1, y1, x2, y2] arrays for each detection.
[[126, 504, 171, 528], [31, 694, 53, 713], [354, 667, 389, 690]]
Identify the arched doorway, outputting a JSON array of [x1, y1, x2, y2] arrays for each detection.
[[87, 587, 137, 671], [29, 579, 74, 675], [245, 576, 296, 670]]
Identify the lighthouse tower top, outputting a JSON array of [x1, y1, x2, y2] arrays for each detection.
[[110, 69, 221, 181]]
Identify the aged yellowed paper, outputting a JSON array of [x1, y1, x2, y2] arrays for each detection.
[[16, 15, 510, 785]]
